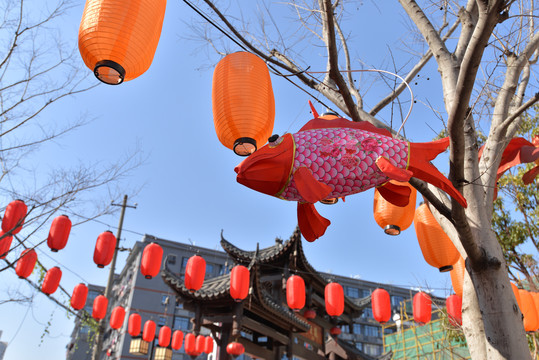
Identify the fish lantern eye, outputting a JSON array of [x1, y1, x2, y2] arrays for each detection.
[[268, 134, 279, 143], [233, 137, 257, 156], [268, 134, 285, 148]]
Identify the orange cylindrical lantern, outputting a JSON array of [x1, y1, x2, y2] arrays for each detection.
[[128, 313, 142, 337], [230, 265, 250, 301], [532, 293, 539, 330], [325, 282, 344, 317], [185, 255, 206, 292], [0, 232, 13, 259], [512, 283, 522, 311], [110, 306, 126, 329], [184, 333, 197, 356], [93, 231, 117, 268], [446, 294, 462, 326], [373, 181, 416, 235], [78, 0, 166, 85], [413, 292, 432, 325], [171, 330, 184, 350], [92, 295, 108, 320], [414, 203, 460, 272], [2, 199, 27, 235], [141, 242, 163, 279], [42, 266, 62, 295], [372, 288, 391, 324], [286, 275, 306, 312], [195, 335, 205, 354], [450, 256, 465, 297], [143, 320, 156, 342], [15, 248, 37, 279], [204, 336, 214, 354], [47, 215, 72, 252], [226, 342, 245, 356], [70, 283, 89, 310], [159, 326, 171, 347], [212, 52, 275, 156], [519, 289, 539, 332]]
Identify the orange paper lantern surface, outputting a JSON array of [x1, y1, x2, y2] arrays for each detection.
[[15, 248, 37, 279], [93, 231, 117, 268], [372, 288, 391, 324], [325, 282, 344, 317], [373, 181, 416, 235], [212, 52, 275, 156], [2, 200, 27, 235], [414, 203, 459, 272], [159, 326, 171, 347], [450, 256, 465, 298], [42, 266, 62, 295], [413, 292, 432, 325], [70, 283, 89, 310], [110, 306, 125, 329], [141, 242, 163, 279], [230, 265, 250, 301], [78, 0, 166, 84], [128, 313, 142, 337], [185, 255, 206, 292], [286, 275, 306, 312], [92, 295, 108, 320], [47, 215, 72, 252], [519, 289, 539, 332]]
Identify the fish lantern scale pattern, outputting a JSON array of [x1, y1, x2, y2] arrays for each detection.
[[519, 289, 539, 332], [212, 52, 275, 156], [128, 313, 142, 337], [325, 282, 344, 317], [141, 242, 163, 279], [414, 203, 460, 272], [110, 306, 126, 329], [47, 215, 72, 252], [286, 275, 306, 311], [143, 320, 156, 342], [78, 0, 166, 85], [413, 292, 432, 325], [171, 330, 184, 350], [450, 256, 465, 298], [0, 232, 13, 259], [159, 326, 171, 347], [446, 294, 462, 326], [15, 248, 37, 279], [42, 266, 62, 295], [373, 181, 416, 235], [185, 255, 206, 292], [70, 283, 89, 310], [93, 231, 117, 268], [230, 265, 250, 301], [2, 200, 27, 235], [372, 288, 391, 324], [92, 295, 108, 320]]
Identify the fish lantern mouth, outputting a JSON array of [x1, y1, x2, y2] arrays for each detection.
[[94, 60, 125, 85], [233, 137, 257, 156]]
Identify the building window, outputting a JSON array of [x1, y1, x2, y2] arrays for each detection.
[[167, 254, 176, 265], [391, 295, 405, 308], [353, 323, 362, 335], [158, 316, 167, 326], [181, 257, 190, 269], [174, 317, 191, 331], [362, 307, 373, 319], [364, 344, 382, 356], [362, 289, 371, 297], [355, 342, 363, 351], [364, 325, 380, 337], [206, 263, 214, 276], [345, 286, 359, 298]]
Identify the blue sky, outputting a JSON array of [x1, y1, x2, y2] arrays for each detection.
[[1, 1, 460, 359]]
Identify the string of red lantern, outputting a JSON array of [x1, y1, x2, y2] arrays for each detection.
[[0, 232, 13, 259], [42, 266, 62, 295], [93, 231, 117, 268], [158, 326, 171, 347], [47, 215, 72, 252], [184, 333, 197, 356], [128, 313, 142, 337], [185, 255, 206, 292], [141, 242, 163, 279], [204, 336, 214, 354], [230, 265, 250, 301], [171, 330, 184, 350], [143, 320, 156, 342], [15, 248, 37, 279], [372, 288, 391, 324], [325, 282, 344, 317], [286, 275, 306, 312], [110, 306, 126, 330], [2, 199, 27, 235], [303, 309, 316, 319], [195, 334, 205, 354], [70, 283, 89, 310], [92, 295, 108, 320], [413, 292, 432, 325], [226, 341, 245, 357], [446, 294, 462, 326], [329, 326, 341, 336]]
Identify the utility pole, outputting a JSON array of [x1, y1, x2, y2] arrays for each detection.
[[92, 194, 137, 360]]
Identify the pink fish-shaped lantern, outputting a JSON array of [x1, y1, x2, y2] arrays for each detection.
[[235, 114, 467, 242]]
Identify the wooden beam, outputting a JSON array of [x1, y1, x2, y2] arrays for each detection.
[[291, 340, 327, 360], [242, 317, 290, 345], [237, 338, 274, 360]]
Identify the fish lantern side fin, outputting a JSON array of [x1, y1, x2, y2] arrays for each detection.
[[297, 203, 331, 242], [293, 167, 332, 203], [377, 181, 411, 207], [375, 157, 413, 182]]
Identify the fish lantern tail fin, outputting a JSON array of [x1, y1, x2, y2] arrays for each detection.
[[408, 138, 467, 208], [297, 203, 331, 242]]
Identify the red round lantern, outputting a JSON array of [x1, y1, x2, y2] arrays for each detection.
[[70, 283, 89, 310], [110, 306, 126, 329], [2, 199, 27, 235], [195, 335, 205, 354], [0, 232, 13, 259], [303, 309, 316, 319], [373, 181, 416, 235], [519, 289, 539, 332], [184, 333, 197, 356], [92, 295, 108, 320], [47, 215, 72, 252], [413, 292, 432, 325], [414, 203, 460, 272], [171, 330, 184, 350], [128, 313, 142, 337], [158, 326, 171, 347], [212, 52, 275, 156], [185, 255, 206, 292], [325, 282, 344, 317], [450, 256, 465, 298], [143, 320, 156, 342], [141, 242, 163, 279], [93, 231, 117, 268], [226, 342, 245, 356], [286, 275, 306, 312], [372, 288, 391, 324], [329, 326, 341, 335], [42, 266, 62, 295], [204, 336, 214, 354], [15, 248, 37, 279], [446, 294, 462, 326], [230, 265, 250, 301]]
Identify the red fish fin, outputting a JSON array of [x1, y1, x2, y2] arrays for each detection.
[[297, 203, 331, 242], [293, 166, 332, 203], [299, 118, 392, 137], [378, 182, 411, 207], [523, 166, 539, 185], [408, 138, 467, 208], [375, 157, 413, 182], [308, 100, 319, 118], [479, 137, 536, 180]]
